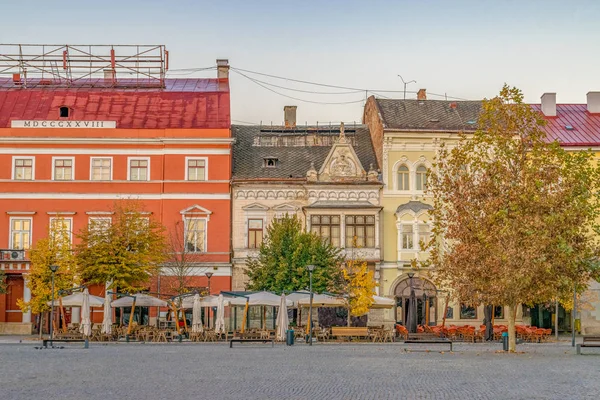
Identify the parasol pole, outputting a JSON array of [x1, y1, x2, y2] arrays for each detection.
[[241, 299, 249, 333], [127, 296, 137, 339], [58, 297, 66, 332]]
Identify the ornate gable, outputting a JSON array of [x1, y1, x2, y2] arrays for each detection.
[[242, 203, 270, 211], [179, 205, 212, 215], [317, 123, 366, 182]]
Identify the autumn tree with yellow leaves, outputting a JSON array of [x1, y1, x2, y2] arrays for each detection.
[[336, 256, 376, 326], [427, 85, 600, 351], [75, 201, 167, 292], [18, 218, 77, 323]]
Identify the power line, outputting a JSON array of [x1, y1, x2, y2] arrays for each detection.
[[232, 69, 366, 105], [234, 74, 364, 95]]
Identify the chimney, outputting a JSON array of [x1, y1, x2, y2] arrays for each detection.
[[541, 93, 556, 117], [103, 68, 115, 83], [587, 92, 600, 114], [217, 59, 229, 80], [417, 89, 427, 100], [284, 106, 297, 128]]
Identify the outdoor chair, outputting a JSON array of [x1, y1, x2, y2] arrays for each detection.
[[317, 327, 330, 342]]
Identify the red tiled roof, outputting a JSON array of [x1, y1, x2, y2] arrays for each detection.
[[0, 78, 230, 129], [532, 104, 600, 146]]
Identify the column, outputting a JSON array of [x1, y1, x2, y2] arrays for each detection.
[[22, 275, 32, 323]]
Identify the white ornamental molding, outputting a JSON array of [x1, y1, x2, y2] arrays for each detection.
[[235, 189, 305, 200]]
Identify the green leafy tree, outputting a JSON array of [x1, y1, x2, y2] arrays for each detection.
[[427, 85, 600, 351], [75, 200, 167, 292], [246, 214, 344, 293]]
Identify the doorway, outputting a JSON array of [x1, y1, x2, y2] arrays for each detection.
[[394, 277, 437, 326]]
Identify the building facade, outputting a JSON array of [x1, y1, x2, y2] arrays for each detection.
[[364, 90, 600, 333], [231, 108, 382, 298], [0, 46, 232, 334]]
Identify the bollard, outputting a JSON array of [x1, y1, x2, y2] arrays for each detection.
[[502, 332, 509, 351], [84, 338, 89, 349], [286, 329, 295, 346]]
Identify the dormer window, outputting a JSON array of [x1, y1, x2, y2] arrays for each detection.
[[264, 158, 278, 168], [59, 107, 70, 118]]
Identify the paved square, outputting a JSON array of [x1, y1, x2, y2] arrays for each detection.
[[1, 342, 598, 400]]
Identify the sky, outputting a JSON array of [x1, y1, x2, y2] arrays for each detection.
[[2, 0, 599, 125]]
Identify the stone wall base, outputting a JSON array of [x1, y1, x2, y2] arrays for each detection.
[[0, 322, 33, 335]]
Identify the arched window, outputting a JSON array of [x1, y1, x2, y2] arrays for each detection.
[[416, 165, 428, 191], [397, 165, 409, 191]]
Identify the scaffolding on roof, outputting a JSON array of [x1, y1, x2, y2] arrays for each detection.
[[0, 44, 168, 88]]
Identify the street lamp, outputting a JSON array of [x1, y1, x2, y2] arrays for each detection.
[[407, 272, 416, 334], [205, 272, 214, 328], [306, 264, 315, 346], [48, 264, 59, 347]]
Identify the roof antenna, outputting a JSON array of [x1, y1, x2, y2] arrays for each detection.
[[398, 74, 416, 100]]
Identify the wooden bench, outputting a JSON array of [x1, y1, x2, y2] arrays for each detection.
[[40, 338, 89, 349], [331, 327, 369, 341], [404, 332, 453, 351], [576, 335, 600, 355], [229, 338, 274, 348]]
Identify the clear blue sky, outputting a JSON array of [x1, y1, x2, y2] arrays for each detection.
[[3, 0, 599, 124]]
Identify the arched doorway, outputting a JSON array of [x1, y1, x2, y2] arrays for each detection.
[[394, 277, 438, 326]]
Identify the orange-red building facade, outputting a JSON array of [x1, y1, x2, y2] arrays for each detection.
[[0, 63, 232, 333]]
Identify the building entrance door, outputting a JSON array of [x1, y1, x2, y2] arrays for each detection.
[[394, 277, 437, 326]]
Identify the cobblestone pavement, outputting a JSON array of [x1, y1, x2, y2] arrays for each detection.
[[1, 341, 599, 400]]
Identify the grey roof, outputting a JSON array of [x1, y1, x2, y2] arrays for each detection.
[[305, 201, 381, 209], [396, 201, 433, 214], [232, 124, 379, 180], [375, 99, 482, 131]]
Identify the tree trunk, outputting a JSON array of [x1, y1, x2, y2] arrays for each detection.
[[38, 312, 44, 339], [508, 303, 517, 352], [347, 307, 351, 327]]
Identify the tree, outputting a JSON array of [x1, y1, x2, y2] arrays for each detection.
[[246, 214, 344, 293], [161, 220, 205, 296], [18, 218, 77, 319], [0, 270, 7, 295], [335, 257, 376, 326], [75, 200, 167, 292], [427, 85, 600, 352]]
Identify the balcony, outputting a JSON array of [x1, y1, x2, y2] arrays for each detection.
[[0, 249, 26, 261]]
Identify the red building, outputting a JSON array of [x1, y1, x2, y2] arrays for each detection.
[[0, 45, 232, 334]]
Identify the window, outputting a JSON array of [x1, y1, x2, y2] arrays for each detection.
[[401, 225, 413, 249], [129, 159, 149, 181], [91, 158, 112, 181], [397, 165, 409, 190], [10, 219, 31, 250], [460, 304, 477, 319], [310, 215, 340, 247], [59, 106, 69, 118], [248, 219, 264, 249], [416, 165, 428, 191], [418, 224, 431, 249], [88, 217, 111, 233], [53, 158, 74, 180], [13, 157, 34, 180], [185, 218, 206, 253], [263, 158, 278, 168], [50, 218, 72, 243], [187, 158, 206, 181], [494, 305, 504, 319], [345, 215, 375, 248]]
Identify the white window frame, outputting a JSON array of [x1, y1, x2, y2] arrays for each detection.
[[247, 218, 265, 249], [185, 157, 208, 181], [183, 217, 208, 253], [88, 217, 112, 232], [9, 217, 33, 250], [51, 156, 75, 181], [396, 164, 410, 191], [12, 156, 35, 180], [127, 157, 151, 181], [415, 164, 428, 192], [49, 217, 73, 243], [89, 157, 113, 181]]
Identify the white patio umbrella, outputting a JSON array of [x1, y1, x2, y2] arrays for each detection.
[[79, 288, 92, 337], [228, 291, 293, 307], [370, 296, 395, 309], [111, 293, 168, 307], [191, 294, 204, 333], [214, 294, 225, 334], [286, 291, 311, 307], [181, 295, 231, 309], [101, 294, 112, 335], [47, 292, 104, 307], [296, 293, 346, 307], [275, 293, 289, 341]]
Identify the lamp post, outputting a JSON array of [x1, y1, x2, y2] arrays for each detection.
[[205, 272, 213, 328], [306, 264, 315, 346], [48, 265, 59, 347], [572, 284, 577, 347], [407, 272, 416, 334]]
